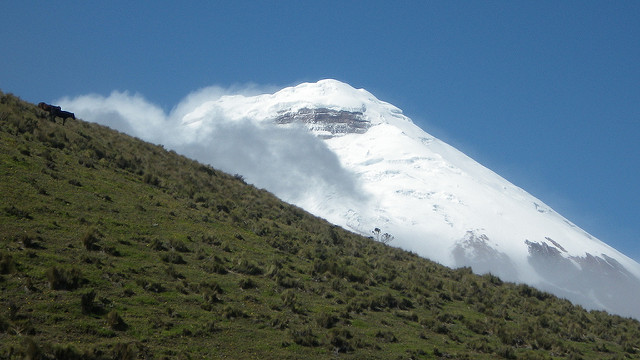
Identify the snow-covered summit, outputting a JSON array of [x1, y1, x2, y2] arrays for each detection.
[[179, 79, 640, 319], [182, 79, 412, 130]]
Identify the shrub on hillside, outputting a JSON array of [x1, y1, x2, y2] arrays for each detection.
[[290, 327, 319, 347], [276, 274, 301, 289], [375, 330, 398, 343], [328, 328, 354, 353], [81, 228, 100, 251], [222, 305, 247, 319], [202, 261, 228, 275], [0, 252, 16, 274], [165, 265, 184, 279], [22, 337, 43, 360], [316, 311, 338, 329], [161, 252, 186, 264], [149, 239, 168, 251], [168, 239, 190, 252], [238, 277, 257, 289], [201, 290, 223, 311], [17, 233, 44, 249], [51, 344, 86, 360], [143, 173, 160, 186], [80, 290, 103, 315], [233, 258, 263, 275], [106, 310, 128, 331], [113, 342, 137, 359], [0, 315, 9, 333], [4, 206, 32, 219], [199, 280, 224, 294], [281, 289, 297, 310], [136, 280, 165, 293], [46, 266, 83, 290]]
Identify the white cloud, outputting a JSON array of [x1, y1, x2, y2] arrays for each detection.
[[58, 87, 369, 226], [59, 91, 170, 143]]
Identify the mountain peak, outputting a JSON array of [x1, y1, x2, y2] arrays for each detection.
[[279, 79, 370, 102], [274, 80, 411, 127], [181, 80, 411, 131], [300, 78, 362, 94], [177, 80, 640, 318]]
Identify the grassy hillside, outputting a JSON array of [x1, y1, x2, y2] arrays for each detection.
[[1, 90, 639, 359]]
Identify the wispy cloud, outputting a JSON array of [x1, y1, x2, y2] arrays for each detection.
[[58, 91, 170, 143]]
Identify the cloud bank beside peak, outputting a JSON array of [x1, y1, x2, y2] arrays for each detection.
[[58, 86, 370, 226]]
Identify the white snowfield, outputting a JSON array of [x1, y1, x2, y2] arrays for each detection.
[[181, 79, 640, 319]]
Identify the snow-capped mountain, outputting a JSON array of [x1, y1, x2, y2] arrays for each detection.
[[127, 79, 640, 318]]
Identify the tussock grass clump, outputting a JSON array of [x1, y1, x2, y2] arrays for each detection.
[[222, 305, 247, 319], [161, 252, 186, 264], [0, 316, 10, 333], [290, 327, 319, 347], [328, 328, 354, 353], [142, 173, 160, 186], [375, 330, 398, 343], [238, 277, 257, 289], [113, 342, 138, 359], [201, 260, 228, 275], [0, 252, 16, 274], [23, 337, 43, 360], [315, 311, 338, 329], [233, 258, 263, 275], [149, 238, 168, 251], [281, 289, 297, 309], [106, 311, 127, 331], [136, 279, 165, 293], [81, 228, 100, 250], [168, 239, 190, 252], [80, 290, 103, 315], [165, 265, 184, 279], [17, 233, 44, 249], [46, 266, 83, 290], [4, 206, 32, 219], [201, 290, 222, 310]]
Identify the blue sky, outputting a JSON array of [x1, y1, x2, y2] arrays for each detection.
[[2, 1, 639, 261]]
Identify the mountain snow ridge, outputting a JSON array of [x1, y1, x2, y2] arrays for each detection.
[[183, 79, 410, 130], [179, 79, 640, 318], [63, 79, 640, 319]]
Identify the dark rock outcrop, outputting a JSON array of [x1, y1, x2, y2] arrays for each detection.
[[274, 107, 370, 138]]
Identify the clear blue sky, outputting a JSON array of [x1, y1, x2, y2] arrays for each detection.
[[1, 1, 639, 261]]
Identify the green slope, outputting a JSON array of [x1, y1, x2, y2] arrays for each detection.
[[1, 91, 639, 359]]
